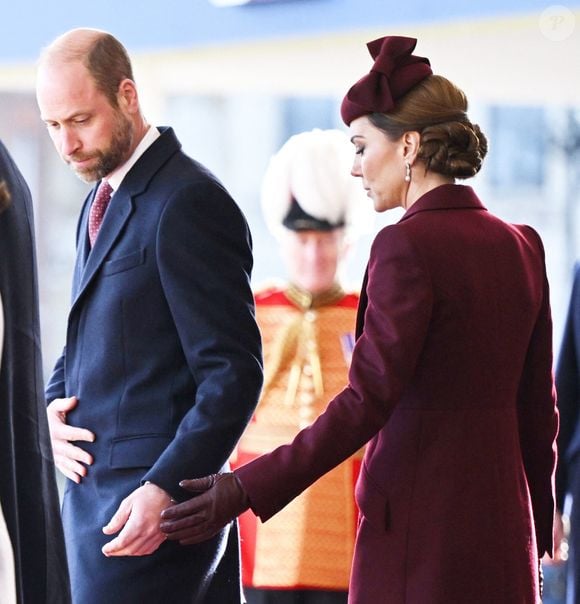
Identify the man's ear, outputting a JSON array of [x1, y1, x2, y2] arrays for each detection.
[[117, 79, 139, 113]]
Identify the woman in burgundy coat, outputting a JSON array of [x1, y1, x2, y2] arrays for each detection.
[[161, 36, 558, 604]]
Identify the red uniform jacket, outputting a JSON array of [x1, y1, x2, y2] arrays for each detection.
[[236, 184, 558, 604]]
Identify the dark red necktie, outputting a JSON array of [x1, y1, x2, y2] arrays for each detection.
[[88, 180, 113, 247]]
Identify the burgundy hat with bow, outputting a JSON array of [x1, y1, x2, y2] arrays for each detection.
[[341, 36, 432, 125]]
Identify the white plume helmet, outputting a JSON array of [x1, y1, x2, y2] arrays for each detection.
[[261, 128, 374, 242]]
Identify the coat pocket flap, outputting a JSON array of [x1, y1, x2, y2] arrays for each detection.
[[356, 465, 390, 532], [103, 249, 146, 276], [109, 434, 172, 469]]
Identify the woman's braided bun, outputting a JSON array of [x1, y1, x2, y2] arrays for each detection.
[[419, 120, 488, 178], [369, 75, 488, 179]]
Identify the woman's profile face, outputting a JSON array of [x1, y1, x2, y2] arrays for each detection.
[[349, 116, 406, 212]]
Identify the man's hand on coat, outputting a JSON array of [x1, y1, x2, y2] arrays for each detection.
[[102, 482, 173, 557], [47, 396, 95, 483], [160, 473, 250, 545]]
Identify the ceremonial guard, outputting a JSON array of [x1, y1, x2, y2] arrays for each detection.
[[233, 129, 372, 604]]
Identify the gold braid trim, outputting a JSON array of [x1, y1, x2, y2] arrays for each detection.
[[285, 283, 345, 310], [261, 284, 345, 405], [262, 314, 303, 397]]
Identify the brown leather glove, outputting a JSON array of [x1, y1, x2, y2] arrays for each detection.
[[160, 472, 250, 545]]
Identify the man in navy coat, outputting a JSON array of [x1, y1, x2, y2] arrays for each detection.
[[35, 28, 263, 603], [556, 263, 580, 603]]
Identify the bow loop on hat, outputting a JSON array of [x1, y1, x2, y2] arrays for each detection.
[[340, 35, 432, 125], [368, 36, 416, 74], [345, 71, 395, 116]]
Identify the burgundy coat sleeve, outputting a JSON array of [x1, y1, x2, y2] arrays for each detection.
[[515, 227, 558, 557], [236, 225, 433, 521]]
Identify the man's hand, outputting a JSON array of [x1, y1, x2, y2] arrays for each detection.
[[47, 396, 95, 483], [102, 483, 173, 557], [160, 473, 250, 545]]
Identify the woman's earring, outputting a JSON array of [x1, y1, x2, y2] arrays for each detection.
[[404, 161, 411, 183]]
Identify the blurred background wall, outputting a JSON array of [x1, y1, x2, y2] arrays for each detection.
[[0, 0, 579, 377]]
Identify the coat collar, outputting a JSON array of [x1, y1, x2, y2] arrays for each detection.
[[398, 184, 486, 223], [355, 185, 485, 339], [106, 126, 180, 201], [71, 127, 181, 311]]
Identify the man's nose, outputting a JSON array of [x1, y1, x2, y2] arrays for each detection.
[[60, 127, 81, 157]]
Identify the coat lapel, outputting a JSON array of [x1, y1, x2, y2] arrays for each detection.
[[69, 127, 181, 312], [71, 192, 92, 301], [73, 190, 134, 303], [355, 266, 369, 340]]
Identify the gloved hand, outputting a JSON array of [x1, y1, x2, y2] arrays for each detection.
[[160, 472, 250, 545]]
